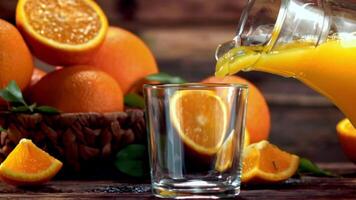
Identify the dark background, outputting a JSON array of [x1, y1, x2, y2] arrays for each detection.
[[0, 0, 348, 163]]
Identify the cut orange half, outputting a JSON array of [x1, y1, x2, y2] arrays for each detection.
[[336, 118, 356, 163], [0, 139, 63, 186], [215, 129, 250, 172], [16, 0, 108, 65], [242, 140, 299, 183], [170, 90, 227, 155]]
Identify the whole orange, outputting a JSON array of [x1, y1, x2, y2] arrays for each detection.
[[0, 19, 34, 104], [337, 118, 356, 163], [202, 76, 271, 143], [86, 27, 158, 94], [30, 65, 124, 113]]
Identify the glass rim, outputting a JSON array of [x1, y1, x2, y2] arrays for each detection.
[[143, 82, 249, 89]]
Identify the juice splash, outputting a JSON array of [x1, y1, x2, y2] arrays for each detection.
[[216, 39, 356, 126]]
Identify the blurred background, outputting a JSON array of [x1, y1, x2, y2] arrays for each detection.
[[0, 0, 347, 162]]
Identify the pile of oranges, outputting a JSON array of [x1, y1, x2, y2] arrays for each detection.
[[0, 0, 283, 184], [0, 0, 158, 113], [0, 0, 307, 186], [0, 0, 272, 143], [1, 0, 272, 146], [0, 0, 160, 186]]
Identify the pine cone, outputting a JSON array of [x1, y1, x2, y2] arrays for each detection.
[[0, 109, 146, 172]]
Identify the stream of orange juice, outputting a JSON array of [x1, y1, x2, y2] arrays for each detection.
[[216, 39, 356, 126]]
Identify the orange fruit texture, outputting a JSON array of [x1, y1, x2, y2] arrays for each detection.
[[170, 90, 228, 156], [336, 118, 356, 163], [215, 129, 250, 172], [30, 65, 124, 113], [0, 19, 34, 104], [0, 139, 62, 186], [202, 75, 271, 144], [242, 140, 299, 183], [169, 88, 251, 172], [16, 0, 108, 66], [85, 27, 158, 94]]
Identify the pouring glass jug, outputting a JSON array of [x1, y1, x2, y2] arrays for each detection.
[[215, 0, 356, 126]]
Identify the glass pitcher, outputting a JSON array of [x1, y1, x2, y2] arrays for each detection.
[[215, 0, 356, 126]]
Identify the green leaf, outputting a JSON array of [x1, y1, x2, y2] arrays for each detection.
[[146, 72, 187, 84], [298, 158, 337, 177], [0, 127, 5, 132], [124, 93, 145, 109], [115, 144, 147, 177], [11, 106, 30, 113], [10, 103, 37, 113], [7, 80, 25, 103], [0, 80, 26, 105], [35, 106, 60, 114], [28, 103, 37, 112], [0, 81, 61, 114]]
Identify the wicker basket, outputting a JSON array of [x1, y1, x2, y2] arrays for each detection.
[[0, 109, 146, 173]]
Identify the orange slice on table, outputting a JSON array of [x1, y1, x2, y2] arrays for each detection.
[[336, 118, 356, 163], [0, 139, 63, 186], [170, 90, 228, 155], [16, 0, 108, 66], [242, 140, 299, 183], [215, 129, 250, 172]]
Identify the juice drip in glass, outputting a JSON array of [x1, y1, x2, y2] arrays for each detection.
[[216, 38, 356, 126]]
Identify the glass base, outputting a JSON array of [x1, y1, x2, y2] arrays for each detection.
[[152, 179, 240, 199]]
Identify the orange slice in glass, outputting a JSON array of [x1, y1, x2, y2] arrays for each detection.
[[0, 139, 63, 186], [170, 90, 227, 156], [16, 0, 108, 65], [242, 140, 299, 183], [215, 129, 250, 172]]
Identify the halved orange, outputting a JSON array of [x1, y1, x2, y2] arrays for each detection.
[[242, 140, 299, 183], [16, 0, 108, 66], [215, 129, 250, 172], [170, 90, 227, 155], [0, 139, 63, 186], [336, 118, 356, 163]]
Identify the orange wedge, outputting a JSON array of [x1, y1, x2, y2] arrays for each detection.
[[0, 139, 63, 186], [16, 0, 108, 65], [215, 129, 250, 172], [170, 90, 227, 155], [242, 140, 299, 183], [244, 130, 250, 147], [337, 118, 356, 163]]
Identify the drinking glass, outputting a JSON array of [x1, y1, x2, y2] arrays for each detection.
[[144, 83, 248, 199]]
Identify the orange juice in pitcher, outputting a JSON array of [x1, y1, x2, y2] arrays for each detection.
[[216, 0, 356, 125]]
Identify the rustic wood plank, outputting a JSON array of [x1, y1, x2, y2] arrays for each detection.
[[141, 26, 235, 62], [0, 163, 355, 199], [269, 105, 346, 162], [97, 0, 245, 25]]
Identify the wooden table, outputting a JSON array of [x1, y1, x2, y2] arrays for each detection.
[[1, 163, 355, 199]]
